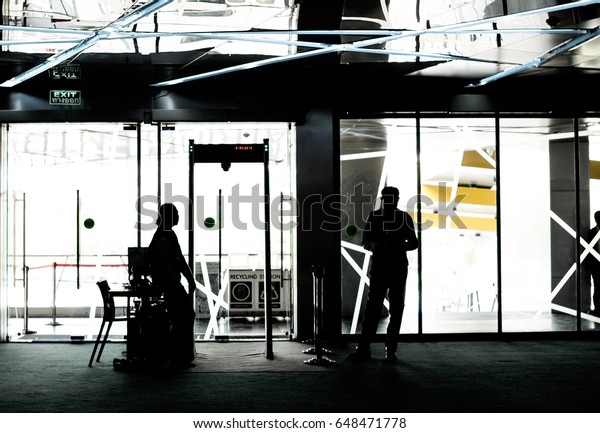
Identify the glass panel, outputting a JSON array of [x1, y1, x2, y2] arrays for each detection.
[[420, 118, 498, 333], [0, 125, 9, 340], [340, 118, 418, 336], [580, 117, 600, 330], [6, 123, 137, 339], [3, 121, 295, 342], [499, 118, 579, 332], [140, 123, 160, 249]]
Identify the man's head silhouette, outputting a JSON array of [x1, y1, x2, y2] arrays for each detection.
[[381, 186, 399, 212]]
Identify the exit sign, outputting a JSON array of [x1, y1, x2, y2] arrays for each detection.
[[49, 64, 81, 80], [49, 90, 81, 105]]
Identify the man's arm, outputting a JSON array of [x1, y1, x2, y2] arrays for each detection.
[[403, 213, 419, 251], [361, 213, 377, 251]]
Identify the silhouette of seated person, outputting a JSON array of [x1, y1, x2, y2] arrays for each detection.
[[147, 203, 197, 368]]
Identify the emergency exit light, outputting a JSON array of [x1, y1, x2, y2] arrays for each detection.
[[49, 90, 81, 105]]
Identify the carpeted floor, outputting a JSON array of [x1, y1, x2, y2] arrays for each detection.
[[0, 338, 599, 413], [95, 340, 335, 373]]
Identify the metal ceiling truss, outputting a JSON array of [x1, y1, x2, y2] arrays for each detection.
[[0, 0, 599, 88]]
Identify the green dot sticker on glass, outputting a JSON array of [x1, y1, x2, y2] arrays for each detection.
[[204, 217, 216, 228], [346, 225, 358, 237], [83, 218, 95, 229]]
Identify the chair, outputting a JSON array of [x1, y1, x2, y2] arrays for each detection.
[[88, 280, 128, 367]]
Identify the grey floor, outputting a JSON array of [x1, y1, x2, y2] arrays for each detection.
[[0, 337, 599, 414], [5, 309, 600, 423]]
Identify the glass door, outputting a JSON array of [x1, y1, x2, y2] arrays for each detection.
[[4, 122, 140, 340], [341, 117, 498, 336], [1, 121, 295, 342], [420, 118, 498, 333], [340, 119, 419, 336], [340, 115, 600, 336], [498, 118, 598, 332]]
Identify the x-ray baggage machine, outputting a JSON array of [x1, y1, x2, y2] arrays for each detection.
[[188, 139, 274, 359]]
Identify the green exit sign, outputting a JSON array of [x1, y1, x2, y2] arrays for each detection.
[[49, 90, 81, 105]]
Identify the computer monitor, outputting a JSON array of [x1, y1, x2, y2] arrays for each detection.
[[128, 247, 149, 282]]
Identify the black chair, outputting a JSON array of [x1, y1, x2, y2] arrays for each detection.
[[88, 280, 128, 367]]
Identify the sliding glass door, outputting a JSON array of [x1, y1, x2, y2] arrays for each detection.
[[0, 122, 295, 341], [340, 116, 600, 336], [420, 118, 498, 333], [499, 118, 600, 332]]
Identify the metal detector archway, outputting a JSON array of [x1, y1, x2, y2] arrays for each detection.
[[188, 139, 273, 359]]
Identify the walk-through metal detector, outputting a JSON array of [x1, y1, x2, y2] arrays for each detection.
[[188, 139, 274, 359]]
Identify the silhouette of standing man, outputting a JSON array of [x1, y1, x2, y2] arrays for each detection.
[[586, 210, 600, 316], [148, 203, 197, 368], [348, 186, 418, 363]]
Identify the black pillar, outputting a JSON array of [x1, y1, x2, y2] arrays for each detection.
[[296, 105, 341, 342], [295, 0, 343, 343]]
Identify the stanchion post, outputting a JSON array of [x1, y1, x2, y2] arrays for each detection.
[[22, 265, 36, 335], [76, 190, 80, 289], [263, 139, 274, 360], [48, 262, 62, 326], [304, 264, 335, 366]]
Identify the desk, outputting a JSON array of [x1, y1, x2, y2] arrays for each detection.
[[110, 288, 140, 319], [111, 285, 166, 363], [109, 287, 142, 360], [113, 285, 163, 314]]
